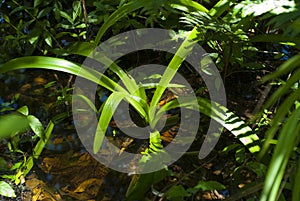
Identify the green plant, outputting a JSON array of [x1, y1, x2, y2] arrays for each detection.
[[0, 106, 56, 198], [257, 53, 300, 201], [0, 0, 268, 200]]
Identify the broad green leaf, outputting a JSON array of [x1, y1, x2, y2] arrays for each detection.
[[261, 108, 300, 201], [246, 162, 267, 177], [34, 0, 43, 8], [193, 180, 226, 191], [166, 185, 189, 200], [0, 181, 16, 198], [72, 0, 82, 21], [0, 113, 29, 139], [10, 6, 26, 15], [67, 41, 94, 56], [44, 35, 52, 47], [22, 119, 55, 176], [57, 10, 73, 25], [123, 95, 148, 121], [69, 42, 143, 99], [125, 174, 154, 201], [27, 115, 44, 138], [3, 14, 10, 23], [125, 169, 168, 200], [17, 106, 29, 116], [94, 0, 148, 45], [152, 97, 198, 128], [93, 91, 148, 153], [0, 57, 150, 132]]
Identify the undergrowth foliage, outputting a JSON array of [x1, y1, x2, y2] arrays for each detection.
[[0, 0, 299, 200]]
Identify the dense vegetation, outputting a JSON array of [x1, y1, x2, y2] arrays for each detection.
[[0, 0, 299, 200]]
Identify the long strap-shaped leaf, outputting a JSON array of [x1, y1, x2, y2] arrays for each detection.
[[260, 108, 300, 201], [94, 92, 126, 153], [0, 56, 121, 92], [93, 91, 148, 153], [149, 26, 199, 126], [0, 56, 150, 123], [257, 87, 300, 159]]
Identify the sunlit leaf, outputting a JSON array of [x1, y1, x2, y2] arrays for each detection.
[[149, 26, 199, 124], [197, 98, 260, 153], [0, 113, 29, 139], [72, 0, 82, 21], [17, 106, 29, 116], [93, 92, 127, 154], [261, 108, 300, 201], [57, 9, 73, 24], [44, 35, 52, 47], [0, 181, 16, 198], [27, 115, 44, 138], [209, 0, 231, 17]]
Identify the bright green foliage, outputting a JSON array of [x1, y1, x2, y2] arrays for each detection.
[[256, 54, 300, 201], [1, 0, 299, 200], [0, 181, 16, 198], [0, 113, 29, 139]]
